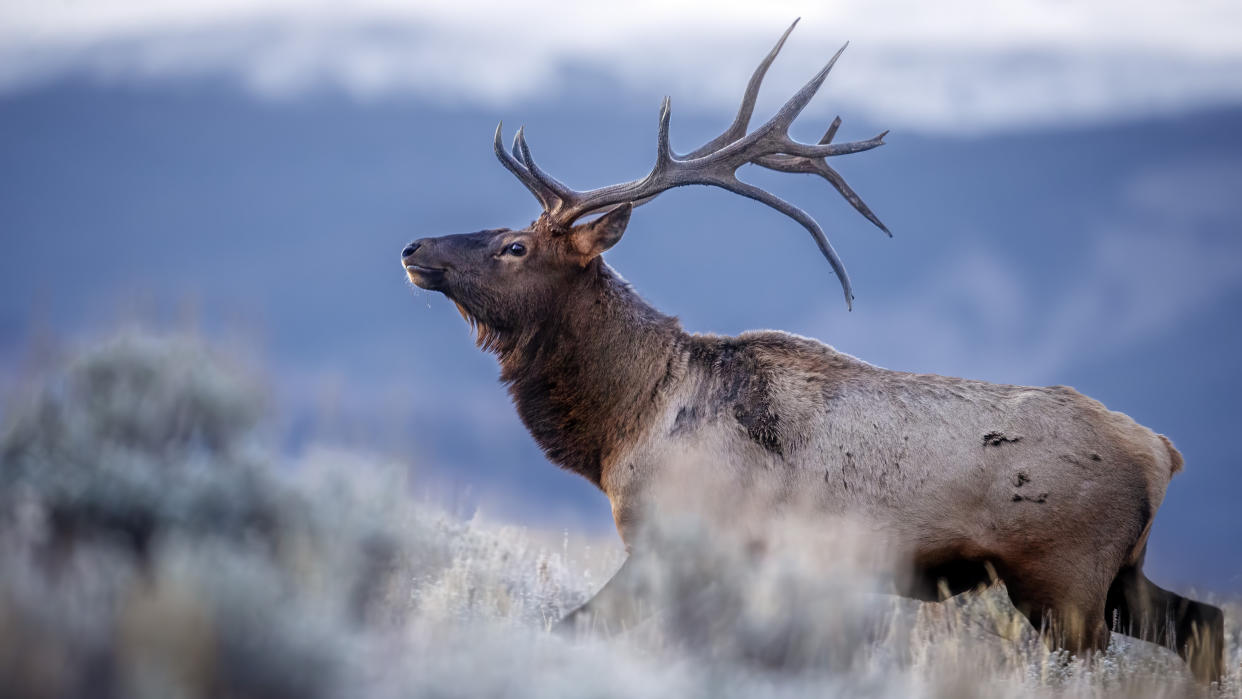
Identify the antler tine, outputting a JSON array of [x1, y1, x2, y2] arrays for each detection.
[[494, 122, 556, 210], [781, 129, 888, 158], [683, 18, 799, 160], [820, 116, 842, 145], [764, 43, 848, 140], [511, 131, 522, 162], [808, 161, 890, 235], [656, 96, 674, 166], [514, 127, 575, 209]]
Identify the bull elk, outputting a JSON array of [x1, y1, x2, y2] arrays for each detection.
[[400, 20, 1224, 683]]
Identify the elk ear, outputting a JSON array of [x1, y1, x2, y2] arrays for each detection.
[[569, 203, 632, 262]]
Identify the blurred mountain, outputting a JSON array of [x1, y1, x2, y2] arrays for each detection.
[[1, 82, 1240, 591]]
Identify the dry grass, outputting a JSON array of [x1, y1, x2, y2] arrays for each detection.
[[0, 333, 1236, 698]]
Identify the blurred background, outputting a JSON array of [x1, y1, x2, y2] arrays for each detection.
[[2, 0, 1240, 593]]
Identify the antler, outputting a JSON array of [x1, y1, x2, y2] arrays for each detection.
[[494, 19, 889, 308]]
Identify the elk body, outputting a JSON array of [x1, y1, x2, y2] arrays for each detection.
[[400, 21, 1225, 683]]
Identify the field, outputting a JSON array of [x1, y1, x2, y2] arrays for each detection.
[[1, 333, 1237, 698]]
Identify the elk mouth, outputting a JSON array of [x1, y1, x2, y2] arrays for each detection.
[[404, 264, 446, 290]]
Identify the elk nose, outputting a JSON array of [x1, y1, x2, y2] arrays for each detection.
[[401, 241, 422, 258]]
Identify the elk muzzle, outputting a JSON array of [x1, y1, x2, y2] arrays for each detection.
[[401, 237, 448, 290]]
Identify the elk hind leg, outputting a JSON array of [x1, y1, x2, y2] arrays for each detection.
[[556, 553, 655, 635], [1106, 566, 1224, 684]]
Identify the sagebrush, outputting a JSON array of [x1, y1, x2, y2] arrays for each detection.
[[0, 334, 1235, 698]]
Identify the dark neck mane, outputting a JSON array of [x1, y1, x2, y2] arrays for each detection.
[[494, 260, 683, 487]]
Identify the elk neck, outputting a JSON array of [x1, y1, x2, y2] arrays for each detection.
[[496, 258, 684, 488]]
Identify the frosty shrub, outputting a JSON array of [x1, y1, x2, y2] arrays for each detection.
[[0, 334, 278, 554], [0, 332, 1236, 698]]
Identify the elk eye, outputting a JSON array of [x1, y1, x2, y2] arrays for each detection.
[[506, 242, 527, 257]]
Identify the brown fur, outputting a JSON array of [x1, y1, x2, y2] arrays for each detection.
[[402, 206, 1223, 683]]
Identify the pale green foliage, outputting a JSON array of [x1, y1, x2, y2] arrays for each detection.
[[0, 333, 1236, 698]]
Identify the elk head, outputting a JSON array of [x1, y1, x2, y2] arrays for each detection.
[[401, 204, 635, 352], [402, 19, 890, 350]]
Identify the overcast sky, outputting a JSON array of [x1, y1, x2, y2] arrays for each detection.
[[3, 0, 1242, 130]]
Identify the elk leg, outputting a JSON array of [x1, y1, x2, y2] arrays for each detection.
[[555, 553, 655, 635], [1106, 566, 1225, 684], [1003, 572, 1110, 658]]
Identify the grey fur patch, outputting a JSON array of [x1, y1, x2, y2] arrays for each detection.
[[701, 340, 784, 457]]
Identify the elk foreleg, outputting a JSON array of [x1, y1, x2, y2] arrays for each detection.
[[1106, 566, 1225, 684], [555, 553, 657, 636]]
